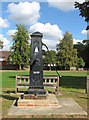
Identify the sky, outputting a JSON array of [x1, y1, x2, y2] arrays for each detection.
[[0, 0, 88, 51]]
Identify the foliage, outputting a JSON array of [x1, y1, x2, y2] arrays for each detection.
[[0, 40, 3, 49], [56, 31, 78, 70], [74, 40, 89, 68], [74, 1, 89, 30], [7, 24, 31, 70], [43, 50, 57, 70], [43, 50, 57, 64], [74, 42, 85, 58], [74, 1, 89, 68], [83, 39, 89, 68], [77, 57, 85, 68]]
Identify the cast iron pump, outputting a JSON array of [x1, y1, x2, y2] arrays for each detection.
[[28, 32, 46, 94]]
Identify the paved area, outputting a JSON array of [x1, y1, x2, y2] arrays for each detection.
[[8, 97, 87, 116]]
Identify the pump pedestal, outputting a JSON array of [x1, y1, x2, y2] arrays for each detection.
[[17, 94, 59, 107], [28, 89, 46, 95]]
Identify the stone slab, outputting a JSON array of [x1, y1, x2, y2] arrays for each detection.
[[8, 97, 87, 116], [23, 93, 47, 99], [18, 94, 59, 107]]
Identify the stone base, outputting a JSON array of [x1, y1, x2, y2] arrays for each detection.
[[28, 89, 46, 94], [17, 94, 59, 107], [22, 94, 47, 99], [8, 98, 87, 116]]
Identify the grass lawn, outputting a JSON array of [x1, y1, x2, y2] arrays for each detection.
[[1, 70, 88, 118]]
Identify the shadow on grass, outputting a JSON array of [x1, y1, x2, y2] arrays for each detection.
[[79, 96, 89, 99], [59, 76, 86, 89], [1, 94, 19, 106], [5, 90, 26, 93], [9, 76, 15, 78], [5, 90, 15, 94], [0, 94, 18, 100]]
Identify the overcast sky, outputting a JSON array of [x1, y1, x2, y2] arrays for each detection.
[[0, 0, 88, 51]]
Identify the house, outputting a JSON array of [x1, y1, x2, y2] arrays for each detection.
[[0, 51, 18, 70]]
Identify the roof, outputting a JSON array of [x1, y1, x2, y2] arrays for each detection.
[[0, 51, 11, 59]]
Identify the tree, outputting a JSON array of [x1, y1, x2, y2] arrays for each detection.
[[74, 1, 89, 30], [0, 40, 3, 49], [8, 24, 30, 70], [83, 39, 89, 68], [74, 1, 89, 68], [56, 31, 78, 70], [74, 40, 89, 68], [43, 50, 57, 70], [77, 57, 85, 68], [74, 42, 85, 59]]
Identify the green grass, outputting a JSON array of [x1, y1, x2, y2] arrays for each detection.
[[1, 70, 88, 118], [2, 71, 29, 88], [2, 71, 88, 89]]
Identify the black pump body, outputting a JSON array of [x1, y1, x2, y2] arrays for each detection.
[[28, 32, 46, 94]]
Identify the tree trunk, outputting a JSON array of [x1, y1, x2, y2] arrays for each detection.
[[50, 64, 51, 71], [65, 66, 66, 70], [19, 65, 21, 70]]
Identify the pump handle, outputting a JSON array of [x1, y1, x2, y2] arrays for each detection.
[[42, 42, 61, 78]]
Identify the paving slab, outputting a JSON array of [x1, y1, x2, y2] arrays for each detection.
[[8, 97, 87, 116]]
